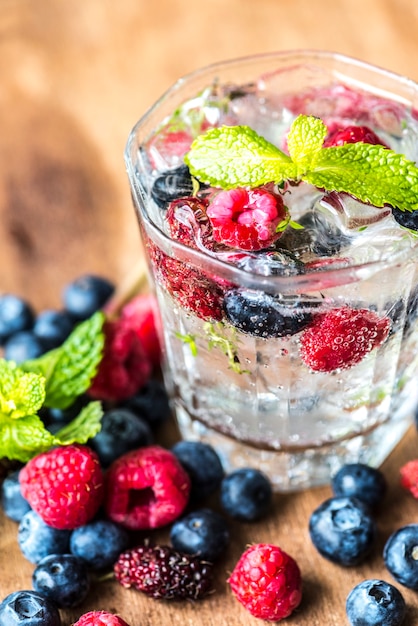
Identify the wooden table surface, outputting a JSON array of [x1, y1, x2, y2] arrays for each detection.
[[1, 1, 418, 624]]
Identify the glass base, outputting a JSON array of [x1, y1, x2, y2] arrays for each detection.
[[174, 400, 414, 492]]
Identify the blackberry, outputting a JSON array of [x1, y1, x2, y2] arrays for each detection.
[[114, 545, 214, 600], [151, 164, 194, 210], [223, 289, 318, 338]]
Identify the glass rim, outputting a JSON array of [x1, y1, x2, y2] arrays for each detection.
[[125, 49, 418, 293]]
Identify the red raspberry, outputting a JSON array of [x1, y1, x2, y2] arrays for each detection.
[[120, 293, 162, 368], [88, 318, 151, 402], [300, 306, 390, 372], [19, 444, 104, 530], [228, 543, 302, 621], [149, 244, 225, 321], [104, 445, 191, 530], [147, 128, 194, 169], [207, 187, 287, 251], [114, 544, 213, 600], [323, 124, 388, 147], [400, 460, 418, 498], [72, 611, 130, 626]]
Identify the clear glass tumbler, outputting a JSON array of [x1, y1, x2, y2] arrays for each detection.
[[125, 50, 418, 490]]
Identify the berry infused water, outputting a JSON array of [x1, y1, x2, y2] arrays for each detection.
[[125, 51, 418, 490]]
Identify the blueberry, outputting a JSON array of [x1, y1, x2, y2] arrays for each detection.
[[170, 508, 230, 561], [70, 519, 129, 570], [331, 463, 387, 508], [309, 496, 376, 566], [383, 524, 418, 590], [0, 590, 61, 626], [1, 470, 31, 522], [171, 440, 224, 500], [0, 294, 34, 345], [223, 289, 318, 338], [18, 510, 71, 564], [33, 310, 75, 350], [220, 468, 272, 522], [122, 379, 171, 429], [32, 554, 90, 608], [62, 274, 115, 320], [89, 407, 153, 467], [346, 579, 406, 626], [4, 331, 46, 363], [236, 249, 306, 276], [151, 164, 194, 209], [45, 394, 90, 425], [392, 206, 418, 231], [298, 209, 351, 256]]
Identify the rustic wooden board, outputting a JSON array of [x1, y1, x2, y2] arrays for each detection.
[[1, 1, 418, 624]]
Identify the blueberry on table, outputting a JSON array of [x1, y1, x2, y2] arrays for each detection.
[[33, 309, 75, 350], [18, 510, 71, 564], [122, 379, 171, 429], [0, 590, 61, 626], [170, 508, 230, 561], [220, 467, 273, 522], [4, 331, 46, 363], [1, 469, 31, 522], [346, 579, 406, 626], [70, 519, 129, 570], [309, 496, 376, 566], [331, 463, 387, 508], [32, 554, 90, 608], [383, 524, 418, 590], [62, 274, 115, 319], [89, 407, 153, 467], [171, 440, 224, 500], [0, 294, 34, 345]]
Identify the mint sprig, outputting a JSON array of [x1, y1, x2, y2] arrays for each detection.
[[185, 115, 418, 212], [0, 312, 106, 462], [21, 311, 105, 410]]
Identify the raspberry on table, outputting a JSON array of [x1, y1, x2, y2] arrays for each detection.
[[228, 543, 302, 621], [400, 459, 418, 498], [19, 444, 104, 530], [114, 544, 214, 600], [207, 187, 287, 251], [72, 611, 131, 626], [104, 445, 190, 530], [88, 318, 152, 402], [300, 306, 390, 372]]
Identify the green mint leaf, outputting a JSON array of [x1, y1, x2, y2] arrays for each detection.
[[0, 361, 46, 419], [185, 125, 297, 189], [21, 311, 105, 410], [306, 143, 418, 210], [286, 115, 327, 173], [0, 413, 55, 462], [53, 401, 103, 445]]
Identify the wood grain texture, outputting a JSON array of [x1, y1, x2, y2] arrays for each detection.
[[1, 1, 418, 624]]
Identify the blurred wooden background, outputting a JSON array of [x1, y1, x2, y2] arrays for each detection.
[[1, 1, 418, 624]]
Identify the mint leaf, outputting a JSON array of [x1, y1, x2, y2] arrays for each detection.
[[306, 143, 418, 210], [21, 311, 105, 410], [286, 115, 327, 173], [175, 332, 198, 356], [0, 413, 55, 462], [203, 322, 249, 374], [54, 401, 103, 444], [185, 115, 418, 212], [0, 361, 45, 419], [185, 125, 297, 189]]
